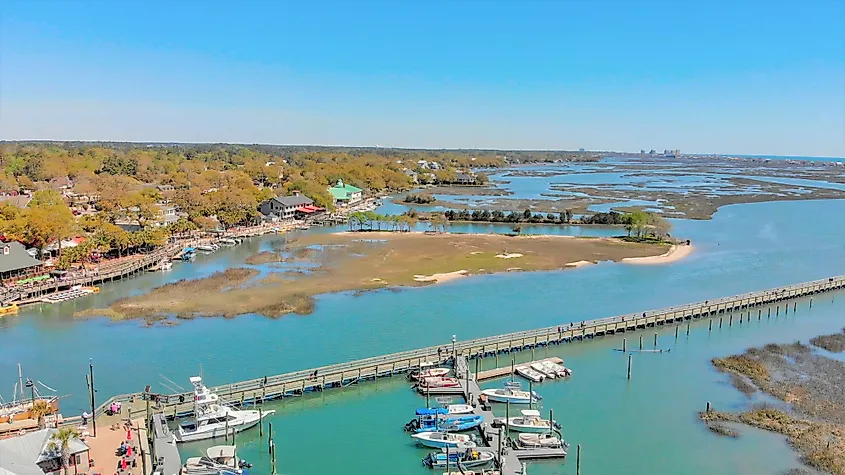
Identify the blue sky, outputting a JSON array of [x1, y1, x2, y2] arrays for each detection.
[[1, 0, 844, 156]]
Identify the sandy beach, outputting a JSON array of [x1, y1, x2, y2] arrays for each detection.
[[622, 244, 694, 265], [413, 270, 469, 284]]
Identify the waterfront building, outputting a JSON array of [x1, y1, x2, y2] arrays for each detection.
[[259, 193, 315, 220], [328, 180, 363, 206], [0, 242, 44, 282], [0, 428, 90, 475]]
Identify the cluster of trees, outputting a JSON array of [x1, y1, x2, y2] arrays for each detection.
[[442, 208, 575, 224], [403, 193, 436, 204], [347, 211, 418, 232]]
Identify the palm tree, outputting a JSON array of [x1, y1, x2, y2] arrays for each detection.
[[30, 399, 53, 429], [48, 427, 79, 475]]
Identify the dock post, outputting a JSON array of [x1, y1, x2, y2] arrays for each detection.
[[550, 409, 555, 435], [426, 385, 430, 408], [729, 314, 732, 326], [506, 399, 510, 439], [768, 308, 771, 318], [528, 380, 533, 410], [225, 418, 229, 442], [259, 408, 263, 436], [810, 297, 812, 308], [475, 356, 480, 376], [639, 335, 643, 350], [709, 319, 712, 332], [719, 317, 723, 328], [758, 309, 761, 320], [653, 333, 658, 348], [687, 323, 690, 336], [622, 338, 627, 352], [706, 401, 711, 413], [777, 306, 779, 316], [576, 444, 582, 475], [675, 326, 679, 340], [268, 423, 273, 453], [793, 302, 796, 312], [497, 426, 504, 469], [627, 354, 632, 380]]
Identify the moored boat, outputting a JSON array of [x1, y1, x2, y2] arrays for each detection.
[[516, 433, 568, 450], [515, 365, 545, 382], [410, 368, 451, 381], [503, 409, 559, 433], [405, 412, 484, 433], [531, 360, 572, 378], [411, 431, 476, 449], [422, 448, 494, 469], [175, 377, 275, 443], [418, 377, 461, 389], [446, 404, 473, 414], [182, 444, 252, 475], [480, 382, 540, 404], [196, 244, 218, 252]]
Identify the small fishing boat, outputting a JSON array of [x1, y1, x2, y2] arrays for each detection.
[[516, 433, 567, 450], [422, 448, 494, 469], [441, 471, 501, 475], [182, 444, 252, 475], [418, 377, 461, 389], [41, 287, 95, 304], [0, 304, 18, 316], [196, 244, 219, 252], [480, 382, 540, 404], [446, 404, 473, 415], [531, 360, 572, 378], [515, 365, 545, 383], [217, 238, 239, 246], [410, 368, 451, 381], [412, 431, 476, 449], [503, 409, 559, 433], [405, 412, 484, 433], [149, 260, 173, 272]]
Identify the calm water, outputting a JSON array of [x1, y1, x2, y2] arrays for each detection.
[[1, 171, 844, 474]]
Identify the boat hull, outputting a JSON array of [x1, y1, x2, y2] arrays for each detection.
[[175, 410, 274, 443]]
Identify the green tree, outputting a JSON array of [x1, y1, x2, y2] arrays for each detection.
[[48, 427, 80, 475]]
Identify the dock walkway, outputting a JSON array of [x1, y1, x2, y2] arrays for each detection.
[[73, 275, 845, 425]]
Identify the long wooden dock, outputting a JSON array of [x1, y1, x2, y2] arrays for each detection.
[[80, 274, 845, 424]]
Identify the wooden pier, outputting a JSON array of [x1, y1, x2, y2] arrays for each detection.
[[80, 274, 845, 425]]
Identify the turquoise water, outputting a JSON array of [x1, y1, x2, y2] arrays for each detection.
[[1, 175, 844, 473]]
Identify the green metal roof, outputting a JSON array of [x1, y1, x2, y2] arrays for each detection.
[[328, 180, 362, 200]]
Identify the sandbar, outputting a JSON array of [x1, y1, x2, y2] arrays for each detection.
[[622, 244, 694, 265]]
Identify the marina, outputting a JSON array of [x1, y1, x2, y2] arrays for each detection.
[[76, 273, 844, 426]]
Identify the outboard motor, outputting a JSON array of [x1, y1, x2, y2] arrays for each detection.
[[404, 419, 419, 432]]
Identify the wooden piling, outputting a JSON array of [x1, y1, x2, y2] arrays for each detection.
[[675, 326, 679, 339], [777, 306, 779, 315], [627, 354, 632, 380], [794, 302, 797, 311], [686, 323, 690, 336], [729, 314, 732, 326], [268, 423, 273, 453], [259, 408, 263, 436], [576, 444, 582, 475], [653, 333, 658, 348], [719, 317, 723, 328], [768, 308, 771, 318], [810, 297, 813, 308], [709, 319, 712, 331], [622, 338, 627, 352], [639, 335, 643, 350], [706, 401, 711, 413], [758, 309, 761, 320]]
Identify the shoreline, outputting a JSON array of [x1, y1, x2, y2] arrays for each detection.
[[622, 244, 694, 265]]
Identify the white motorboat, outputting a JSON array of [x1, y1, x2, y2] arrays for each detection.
[[447, 404, 474, 415], [480, 382, 540, 404], [531, 360, 571, 378], [182, 445, 251, 475], [423, 448, 495, 469], [411, 368, 451, 381], [517, 433, 567, 450], [217, 238, 238, 246], [411, 431, 476, 449], [504, 409, 559, 433], [418, 377, 461, 389], [515, 365, 545, 383], [175, 377, 275, 443], [197, 244, 219, 252]]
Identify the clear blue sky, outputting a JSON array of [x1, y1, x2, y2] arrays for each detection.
[[2, 0, 844, 156]]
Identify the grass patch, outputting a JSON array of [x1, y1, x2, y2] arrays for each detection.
[[713, 354, 770, 386], [811, 329, 845, 353]]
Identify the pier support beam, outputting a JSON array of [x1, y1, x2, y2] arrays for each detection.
[[627, 354, 632, 380]]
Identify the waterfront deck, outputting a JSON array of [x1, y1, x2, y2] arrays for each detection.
[[77, 274, 845, 425]]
